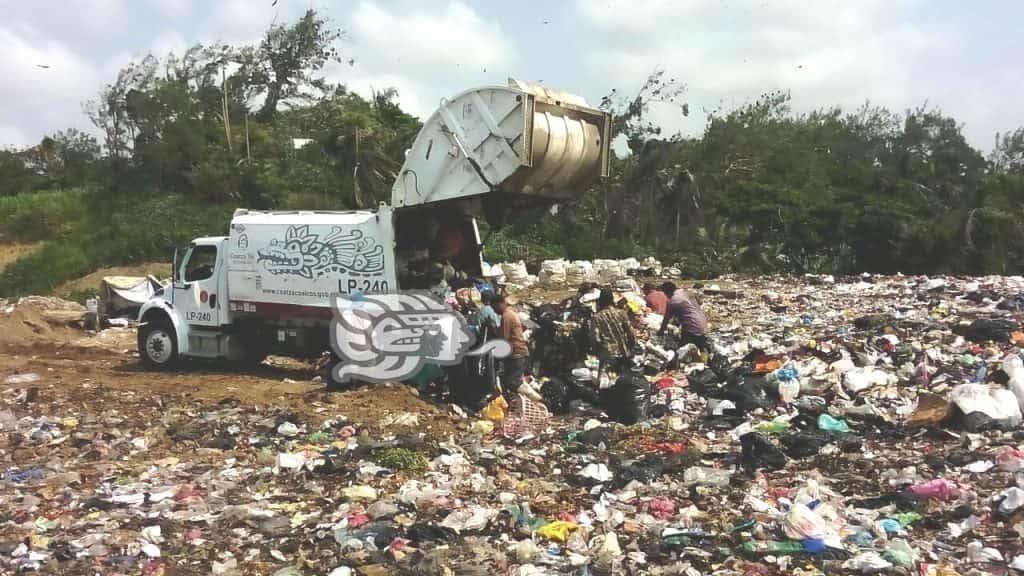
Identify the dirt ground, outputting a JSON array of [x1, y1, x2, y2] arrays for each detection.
[[0, 305, 461, 440], [0, 242, 42, 272]]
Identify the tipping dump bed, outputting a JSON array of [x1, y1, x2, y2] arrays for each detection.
[[391, 79, 611, 210]]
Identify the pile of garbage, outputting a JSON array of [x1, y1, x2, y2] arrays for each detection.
[[493, 257, 673, 289], [8, 274, 1024, 574]]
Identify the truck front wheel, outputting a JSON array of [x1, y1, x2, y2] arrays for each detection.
[[139, 319, 179, 370]]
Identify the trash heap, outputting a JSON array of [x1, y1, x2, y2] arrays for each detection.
[[7, 274, 1024, 574], [494, 257, 671, 290]]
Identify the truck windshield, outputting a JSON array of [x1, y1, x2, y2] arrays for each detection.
[[183, 245, 217, 282]]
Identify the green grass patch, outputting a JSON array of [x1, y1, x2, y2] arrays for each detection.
[[372, 447, 428, 471], [0, 187, 90, 243]]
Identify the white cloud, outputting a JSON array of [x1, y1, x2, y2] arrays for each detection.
[[207, 0, 279, 44], [151, 30, 188, 58], [71, 0, 127, 34], [332, 0, 517, 119], [343, 72, 424, 118], [0, 26, 101, 146], [572, 0, 970, 142], [150, 0, 191, 19], [0, 125, 28, 149]]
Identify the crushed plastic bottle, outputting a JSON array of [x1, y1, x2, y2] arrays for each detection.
[[741, 540, 804, 556]]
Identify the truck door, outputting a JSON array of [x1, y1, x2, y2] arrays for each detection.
[[174, 243, 222, 327]]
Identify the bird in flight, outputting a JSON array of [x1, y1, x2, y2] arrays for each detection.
[[36, 64, 51, 69]]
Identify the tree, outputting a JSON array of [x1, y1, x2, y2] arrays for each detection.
[[0, 150, 40, 196], [236, 9, 345, 120], [597, 70, 688, 239]]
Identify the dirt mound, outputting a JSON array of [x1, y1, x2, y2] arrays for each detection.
[[0, 297, 86, 348]]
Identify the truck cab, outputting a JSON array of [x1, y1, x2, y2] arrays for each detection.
[[138, 237, 234, 368]]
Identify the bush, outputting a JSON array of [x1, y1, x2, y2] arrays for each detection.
[[0, 188, 89, 242]]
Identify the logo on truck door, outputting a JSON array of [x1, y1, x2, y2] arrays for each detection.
[[257, 225, 385, 279], [330, 292, 511, 384]]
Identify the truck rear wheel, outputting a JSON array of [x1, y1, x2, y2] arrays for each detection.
[[236, 334, 269, 369], [139, 319, 178, 370]]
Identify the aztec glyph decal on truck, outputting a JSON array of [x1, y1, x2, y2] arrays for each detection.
[[256, 225, 385, 279]]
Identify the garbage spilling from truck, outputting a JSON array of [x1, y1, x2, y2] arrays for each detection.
[[6, 272, 1024, 574]]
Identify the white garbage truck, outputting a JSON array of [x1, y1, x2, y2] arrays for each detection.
[[136, 79, 611, 370]]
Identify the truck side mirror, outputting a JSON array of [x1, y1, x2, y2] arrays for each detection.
[[172, 248, 180, 286]]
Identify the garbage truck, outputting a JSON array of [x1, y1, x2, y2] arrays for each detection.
[[136, 79, 611, 370]]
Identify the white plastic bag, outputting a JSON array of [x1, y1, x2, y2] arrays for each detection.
[[950, 383, 1023, 428]]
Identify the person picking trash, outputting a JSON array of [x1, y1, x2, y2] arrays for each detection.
[[642, 282, 668, 314], [589, 287, 637, 372], [492, 294, 529, 394], [658, 282, 711, 351]]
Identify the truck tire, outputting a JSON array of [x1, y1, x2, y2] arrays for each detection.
[[236, 335, 269, 369], [138, 318, 178, 370]]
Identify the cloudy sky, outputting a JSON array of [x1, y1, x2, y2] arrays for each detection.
[[1, 0, 1022, 151]]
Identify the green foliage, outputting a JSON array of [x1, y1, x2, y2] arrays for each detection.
[[0, 190, 232, 296], [372, 448, 428, 471], [0, 188, 90, 242]]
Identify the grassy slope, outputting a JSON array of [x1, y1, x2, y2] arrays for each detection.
[[0, 189, 234, 297]]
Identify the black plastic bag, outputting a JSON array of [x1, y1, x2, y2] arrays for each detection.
[[780, 431, 832, 459], [406, 523, 457, 543], [540, 377, 570, 414], [740, 432, 787, 471], [957, 318, 1019, 343], [709, 353, 732, 379], [688, 368, 722, 393], [606, 372, 651, 425], [613, 459, 663, 488]]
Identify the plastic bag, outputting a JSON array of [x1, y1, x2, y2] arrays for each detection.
[[740, 432, 787, 471], [843, 367, 896, 394], [1000, 487, 1024, 513], [908, 479, 957, 501], [843, 551, 894, 573], [996, 446, 1024, 472], [818, 414, 851, 433], [605, 373, 651, 424], [540, 377, 570, 414], [439, 507, 495, 532], [683, 466, 731, 487], [1004, 355, 1024, 412], [341, 485, 378, 502], [536, 520, 579, 542], [778, 379, 800, 404], [966, 540, 1003, 562], [783, 503, 827, 540], [950, 383, 1022, 429], [482, 396, 508, 422]]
